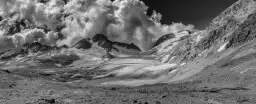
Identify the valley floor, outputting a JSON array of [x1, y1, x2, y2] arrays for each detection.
[[1, 52, 256, 104], [1, 67, 256, 104], [2, 41, 256, 104]]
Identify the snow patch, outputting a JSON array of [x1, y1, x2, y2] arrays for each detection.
[[180, 63, 186, 66], [137, 63, 177, 74], [217, 42, 229, 52], [161, 54, 169, 63]]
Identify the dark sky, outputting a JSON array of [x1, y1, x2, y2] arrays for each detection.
[[141, 0, 237, 29]]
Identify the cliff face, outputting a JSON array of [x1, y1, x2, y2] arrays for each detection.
[[197, 0, 256, 50], [227, 12, 256, 48], [155, 0, 256, 64], [153, 33, 176, 47]]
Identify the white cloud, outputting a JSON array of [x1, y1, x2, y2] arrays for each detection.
[[0, 0, 196, 51]]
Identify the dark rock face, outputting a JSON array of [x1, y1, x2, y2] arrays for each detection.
[[72, 38, 92, 49], [38, 0, 69, 4], [197, 18, 240, 50], [113, 42, 140, 51], [37, 0, 49, 4], [92, 34, 109, 43], [227, 13, 256, 48], [92, 34, 118, 52], [74, 34, 141, 52], [196, 0, 255, 50], [62, 0, 69, 4], [154, 33, 175, 47]]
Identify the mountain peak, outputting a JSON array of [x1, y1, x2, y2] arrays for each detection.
[[212, 0, 256, 25], [73, 34, 141, 56], [72, 38, 92, 50], [197, 0, 256, 50]]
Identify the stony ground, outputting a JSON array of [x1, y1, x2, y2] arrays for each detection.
[[1, 62, 256, 104]]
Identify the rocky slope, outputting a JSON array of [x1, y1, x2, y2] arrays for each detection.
[[197, 0, 256, 50], [155, 0, 256, 64]]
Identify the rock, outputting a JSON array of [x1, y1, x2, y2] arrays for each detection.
[[110, 87, 116, 90], [37, 98, 55, 104], [72, 38, 92, 49], [156, 101, 161, 104], [92, 34, 140, 52], [197, 0, 256, 50], [227, 13, 256, 48], [102, 53, 115, 60], [154, 33, 175, 47]]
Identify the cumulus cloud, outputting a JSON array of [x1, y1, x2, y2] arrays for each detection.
[[0, 28, 60, 52], [0, 0, 196, 52], [12, 29, 59, 45]]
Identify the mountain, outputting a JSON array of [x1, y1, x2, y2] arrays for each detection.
[[91, 34, 141, 52], [72, 34, 141, 56], [3, 0, 256, 104], [153, 33, 175, 47], [150, 0, 256, 87], [197, 0, 256, 50], [154, 0, 256, 64], [72, 38, 92, 49]]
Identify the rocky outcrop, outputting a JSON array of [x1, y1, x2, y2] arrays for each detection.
[[227, 12, 256, 48], [0, 16, 3, 22], [92, 34, 119, 52], [92, 34, 140, 51], [154, 33, 175, 47], [74, 34, 141, 53], [37, 0, 49, 4], [197, 17, 240, 50], [72, 38, 92, 49], [197, 0, 256, 50], [112, 42, 140, 51], [38, 0, 69, 4]]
